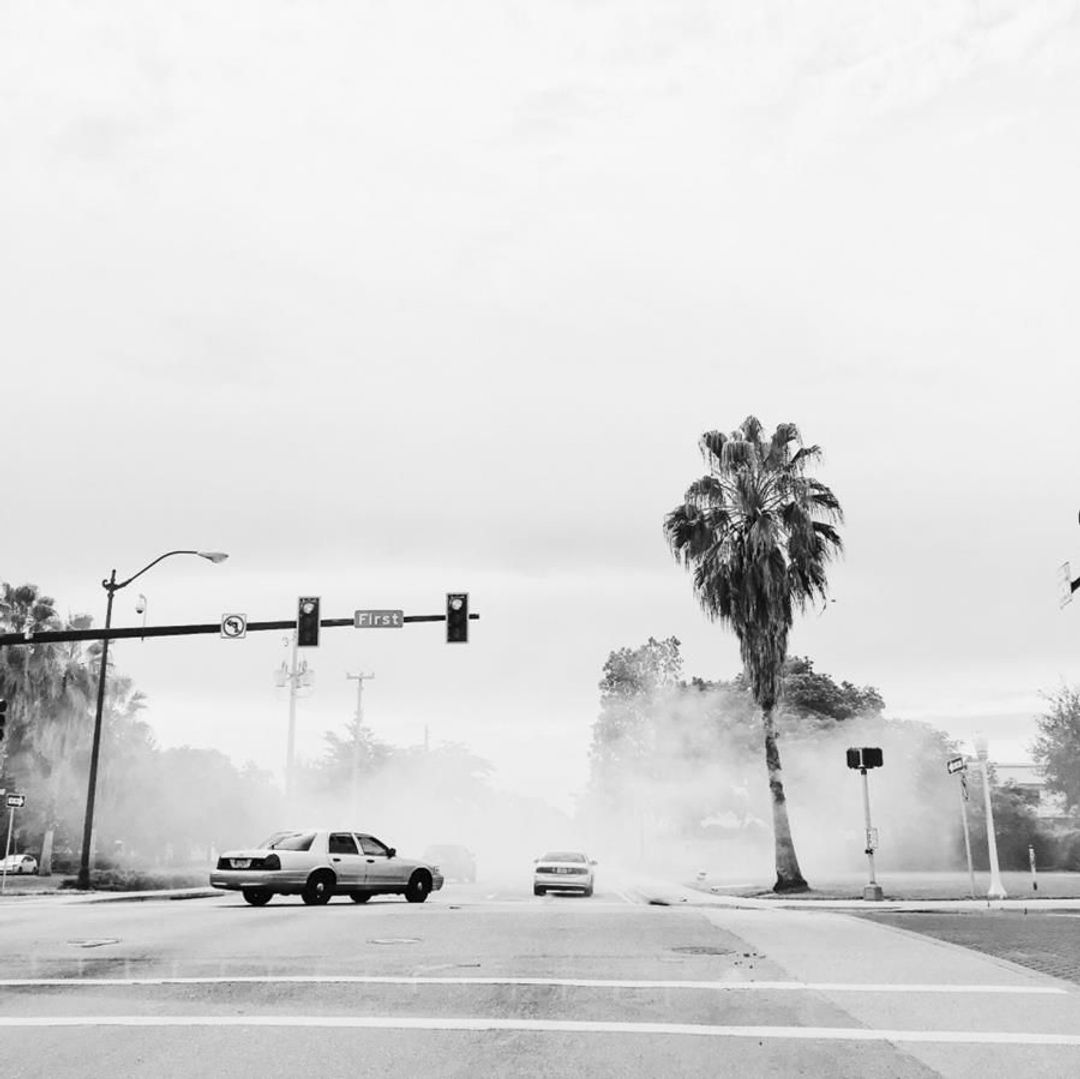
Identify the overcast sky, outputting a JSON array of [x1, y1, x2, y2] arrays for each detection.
[[3, 1, 1078, 810]]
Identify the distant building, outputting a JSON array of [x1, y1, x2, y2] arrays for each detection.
[[994, 762, 1071, 826]]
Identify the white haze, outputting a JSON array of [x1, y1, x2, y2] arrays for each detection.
[[2, 1, 1078, 828]]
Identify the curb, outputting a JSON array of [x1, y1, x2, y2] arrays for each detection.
[[681, 882, 1080, 913]]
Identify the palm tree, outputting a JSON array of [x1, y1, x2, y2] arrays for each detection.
[[663, 417, 843, 892]]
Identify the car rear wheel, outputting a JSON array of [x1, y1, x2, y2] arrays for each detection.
[[583, 884, 594, 897], [242, 887, 273, 906], [302, 870, 335, 905], [405, 871, 432, 903], [349, 891, 371, 904], [533, 885, 545, 896]]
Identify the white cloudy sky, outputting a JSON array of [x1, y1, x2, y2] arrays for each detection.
[[3, 1, 1078, 810]]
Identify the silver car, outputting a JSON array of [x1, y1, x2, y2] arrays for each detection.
[[533, 850, 596, 896], [210, 829, 444, 906]]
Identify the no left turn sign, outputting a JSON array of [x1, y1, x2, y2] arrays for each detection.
[[220, 614, 248, 639]]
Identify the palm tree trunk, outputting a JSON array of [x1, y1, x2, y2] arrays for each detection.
[[762, 707, 808, 893]]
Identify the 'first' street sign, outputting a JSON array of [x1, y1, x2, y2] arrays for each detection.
[[6, 794, 25, 808], [946, 756, 966, 774], [354, 610, 404, 628]]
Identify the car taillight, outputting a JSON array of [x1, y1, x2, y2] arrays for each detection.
[[262, 854, 281, 871]]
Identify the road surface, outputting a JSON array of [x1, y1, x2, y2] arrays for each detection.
[[1, 875, 1078, 1077]]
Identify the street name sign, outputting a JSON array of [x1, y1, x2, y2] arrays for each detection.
[[946, 756, 966, 774], [354, 609, 404, 628], [6, 794, 25, 808], [220, 614, 247, 639]]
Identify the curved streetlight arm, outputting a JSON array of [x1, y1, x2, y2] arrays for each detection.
[[110, 550, 227, 592]]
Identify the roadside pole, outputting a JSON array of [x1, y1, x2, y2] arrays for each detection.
[[1, 799, 15, 895], [860, 766, 883, 901], [974, 734, 1007, 900], [345, 670, 374, 820], [283, 632, 302, 804], [947, 756, 976, 899], [846, 747, 884, 901], [1029, 844, 1039, 892]]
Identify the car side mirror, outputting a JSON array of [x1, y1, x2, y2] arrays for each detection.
[[590, 860, 598, 866], [387, 848, 396, 858]]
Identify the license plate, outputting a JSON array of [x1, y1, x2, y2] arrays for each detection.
[[232, 859, 251, 869]]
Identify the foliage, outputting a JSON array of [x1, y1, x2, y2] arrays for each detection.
[[962, 772, 1048, 871], [1031, 685, 1080, 813], [664, 416, 844, 893]]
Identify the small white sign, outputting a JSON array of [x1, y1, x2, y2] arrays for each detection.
[[6, 794, 25, 808], [221, 614, 248, 639], [865, 827, 879, 851], [946, 756, 966, 774]]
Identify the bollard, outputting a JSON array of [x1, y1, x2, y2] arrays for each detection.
[[1029, 844, 1038, 892]]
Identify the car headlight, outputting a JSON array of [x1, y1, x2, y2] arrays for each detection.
[[261, 854, 281, 871]]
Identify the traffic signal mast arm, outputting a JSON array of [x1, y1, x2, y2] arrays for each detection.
[[0, 611, 479, 648]]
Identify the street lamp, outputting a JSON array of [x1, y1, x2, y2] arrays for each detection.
[[973, 733, 1007, 900], [76, 550, 228, 889]]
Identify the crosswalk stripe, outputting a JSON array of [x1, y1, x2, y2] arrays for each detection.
[[0, 1015, 1078, 1044], [0, 976, 1064, 993]]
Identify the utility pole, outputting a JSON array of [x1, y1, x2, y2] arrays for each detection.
[[276, 634, 312, 803], [345, 671, 374, 819]]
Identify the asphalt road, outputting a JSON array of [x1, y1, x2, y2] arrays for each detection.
[[2, 876, 1079, 1078]]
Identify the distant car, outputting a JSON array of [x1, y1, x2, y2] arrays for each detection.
[[0, 854, 38, 875], [210, 830, 444, 907], [422, 844, 477, 883], [533, 850, 596, 897]]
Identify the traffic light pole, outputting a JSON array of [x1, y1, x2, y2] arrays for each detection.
[[860, 767, 883, 902], [0, 612, 478, 649]]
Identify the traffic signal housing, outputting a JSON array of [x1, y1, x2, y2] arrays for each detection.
[[446, 593, 469, 643], [0, 697, 6, 741], [297, 596, 321, 648], [846, 746, 883, 770]]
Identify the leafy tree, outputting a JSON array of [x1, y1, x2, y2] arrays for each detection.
[[664, 417, 843, 892], [1031, 685, 1080, 813], [589, 636, 683, 782]]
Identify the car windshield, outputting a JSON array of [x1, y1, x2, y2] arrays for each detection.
[[541, 851, 586, 862], [257, 831, 316, 851]]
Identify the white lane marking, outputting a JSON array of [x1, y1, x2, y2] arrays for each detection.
[[0, 976, 1064, 994], [1, 1016, 1079, 1044]]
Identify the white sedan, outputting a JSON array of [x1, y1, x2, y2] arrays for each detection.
[[0, 854, 38, 875], [533, 850, 596, 896], [210, 830, 444, 906]]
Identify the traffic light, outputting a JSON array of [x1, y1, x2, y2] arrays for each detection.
[[446, 593, 469, 643], [0, 698, 7, 742], [297, 596, 321, 648], [846, 746, 883, 770]]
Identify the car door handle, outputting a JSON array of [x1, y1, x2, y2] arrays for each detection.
[[332, 857, 341, 862]]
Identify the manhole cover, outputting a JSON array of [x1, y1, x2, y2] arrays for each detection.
[[67, 938, 120, 949], [368, 937, 421, 945], [670, 945, 735, 956]]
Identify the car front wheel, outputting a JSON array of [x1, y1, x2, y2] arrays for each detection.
[[405, 871, 432, 903], [533, 885, 545, 896], [302, 871, 335, 905], [242, 887, 273, 906]]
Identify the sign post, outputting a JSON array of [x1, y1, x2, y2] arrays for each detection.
[[1, 793, 23, 895], [947, 756, 976, 899]]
